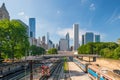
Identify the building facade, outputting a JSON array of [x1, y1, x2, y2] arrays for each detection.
[[16, 19, 29, 37], [48, 40, 54, 49], [59, 39, 68, 51], [82, 35, 85, 45], [95, 35, 100, 42], [66, 33, 70, 50], [85, 32, 94, 44], [42, 36, 46, 44], [0, 3, 10, 20], [29, 18, 36, 38], [73, 24, 79, 51]]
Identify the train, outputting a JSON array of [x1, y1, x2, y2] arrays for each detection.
[[41, 64, 50, 77], [73, 58, 120, 80]]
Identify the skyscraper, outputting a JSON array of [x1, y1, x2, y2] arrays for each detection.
[[85, 32, 94, 44], [73, 24, 79, 51], [82, 35, 85, 45], [66, 33, 70, 50], [42, 36, 46, 44], [29, 18, 36, 38], [47, 32, 49, 49], [95, 35, 100, 42], [59, 38, 68, 51]]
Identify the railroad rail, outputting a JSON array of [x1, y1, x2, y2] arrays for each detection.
[[51, 62, 63, 80]]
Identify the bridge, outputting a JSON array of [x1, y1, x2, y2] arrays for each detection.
[[26, 51, 100, 61]]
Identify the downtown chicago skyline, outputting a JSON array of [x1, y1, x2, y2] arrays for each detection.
[[0, 0, 120, 46]]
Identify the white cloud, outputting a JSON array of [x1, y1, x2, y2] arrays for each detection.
[[80, 0, 88, 5], [106, 8, 120, 24], [18, 12, 25, 16], [17, 11, 29, 23], [118, 15, 120, 19], [89, 3, 95, 11], [57, 28, 73, 39], [57, 27, 105, 42], [57, 27, 88, 42]]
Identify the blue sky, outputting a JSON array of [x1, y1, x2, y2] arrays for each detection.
[[0, 0, 120, 45]]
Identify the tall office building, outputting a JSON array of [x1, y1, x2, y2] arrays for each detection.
[[47, 32, 49, 49], [29, 18, 36, 38], [82, 35, 85, 45], [73, 24, 79, 51], [0, 3, 10, 20], [49, 40, 54, 49], [59, 39, 68, 51], [85, 32, 94, 44], [95, 35, 100, 42], [42, 36, 46, 44], [66, 33, 70, 50]]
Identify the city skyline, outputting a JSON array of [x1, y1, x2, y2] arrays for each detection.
[[0, 0, 120, 45]]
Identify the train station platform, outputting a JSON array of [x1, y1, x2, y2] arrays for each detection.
[[68, 62, 91, 80]]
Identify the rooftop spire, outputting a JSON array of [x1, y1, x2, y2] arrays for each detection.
[[1, 3, 5, 9]]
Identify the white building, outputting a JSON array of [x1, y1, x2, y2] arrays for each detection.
[[59, 39, 68, 51], [73, 24, 79, 51]]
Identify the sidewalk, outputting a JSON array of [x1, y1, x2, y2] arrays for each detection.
[[68, 62, 91, 80]]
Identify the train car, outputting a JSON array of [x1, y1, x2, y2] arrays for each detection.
[[41, 65, 50, 77], [73, 57, 120, 80], [88, 65, 120, 80]]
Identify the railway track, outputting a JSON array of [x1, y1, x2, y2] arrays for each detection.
[[51, 62, 63, 80]]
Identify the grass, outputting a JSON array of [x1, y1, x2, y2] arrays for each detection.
[[63, 57, 69, 73]]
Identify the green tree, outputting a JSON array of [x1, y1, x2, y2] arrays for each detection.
[[78, 42, 119, 59], [30, 45, 45, 56], [47, 48, 58, 54], [0, 19, 29, 62], [113, 47, 120, 59]]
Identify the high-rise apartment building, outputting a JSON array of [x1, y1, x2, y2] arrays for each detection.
[[66, 33, 70, 50], [95, 35, 100, 42], [29, 18, 36, 38], [0, 3, 10, 20], [73, 24, 79, 50], [85, 32, 94, 44]]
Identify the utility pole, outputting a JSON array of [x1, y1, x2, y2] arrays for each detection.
[[30, 60, 33, 80]]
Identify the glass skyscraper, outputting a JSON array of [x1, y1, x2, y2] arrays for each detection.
[[85, 32, 94, 44], [95, 35, 100, 42], [73, 24, 79, 51], [29, 18, 36, 38]]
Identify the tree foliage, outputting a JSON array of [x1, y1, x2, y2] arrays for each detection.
[[30, 45, 45, 56], [0, 19, 29, 61], [78, 42, 120, 59], [47, 48, 58, 54]]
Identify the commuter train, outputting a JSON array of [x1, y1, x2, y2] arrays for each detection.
[[73, 58, 120, 80], [41, 65, 50, 77]]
